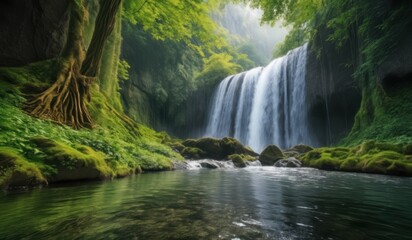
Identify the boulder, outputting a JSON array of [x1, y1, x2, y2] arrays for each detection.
[[0, 147, 47, 189], [181, 147, 206, 159], [283, 150, 300, 158], [181, 137, 258, 160], [274, 157, 302, 168], [220, 137, 257, 158], [230, 155, 247, 168], [259, 145, 284, 166], [172, 160, 189, 170], [228, 154, 258, 168], [200, 161, 219, 169]]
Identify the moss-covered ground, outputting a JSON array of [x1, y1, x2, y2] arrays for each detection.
[[301, 141, 412, 176], [0, 60, 182, 188]]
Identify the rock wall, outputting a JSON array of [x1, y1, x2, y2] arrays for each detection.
[[0, 0, 70, 66], [305, 27, 362, 146], [120, 24, 202, 133]]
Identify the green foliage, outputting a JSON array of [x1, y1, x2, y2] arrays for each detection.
[[254, 0, 411, 72], [273, 27, 306, 57], [118, 59, 130, 81], [123, 0, 226, 57], [196, 53, 242, 87], [0, 61, 183, 184]]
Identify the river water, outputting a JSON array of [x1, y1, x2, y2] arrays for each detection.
[[1, 167, 412, 240]]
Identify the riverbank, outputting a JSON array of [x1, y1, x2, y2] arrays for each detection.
[[0, 61, 182, 190]]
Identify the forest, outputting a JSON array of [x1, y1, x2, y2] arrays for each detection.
[[0, 0, 411, 239]]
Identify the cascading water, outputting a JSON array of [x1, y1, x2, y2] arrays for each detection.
[[205, 44, 313, 152]]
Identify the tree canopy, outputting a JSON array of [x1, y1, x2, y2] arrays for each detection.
[[123, 0, 227, 57]]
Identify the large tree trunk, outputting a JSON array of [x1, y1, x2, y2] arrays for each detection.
[[25, 0, 122, 129]]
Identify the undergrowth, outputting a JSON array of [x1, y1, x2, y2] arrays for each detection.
[[0, 60, 182, 184]]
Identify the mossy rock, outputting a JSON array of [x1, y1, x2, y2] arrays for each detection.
[[167, 141, 185, 152], [0, 147, 47, 189], [114, 165, 135, 178], [181, 137, 257, 160], [183, 138, 221, 159], [227, 154, 255, 168], [274, 157, 302, 168], [301, 142, 412, 176], [287, 144, 314, 154], [181, 147, 206, 159], [220, 137, 257, 157], [259, 145, 284, 166], [31, 137, 113, 182]]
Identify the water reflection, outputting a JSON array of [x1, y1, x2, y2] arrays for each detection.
[[1, 168, 412, 239]]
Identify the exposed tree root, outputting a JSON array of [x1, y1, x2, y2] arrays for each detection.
[[24, 0, 122, 130], [25, 60, 95, 129]]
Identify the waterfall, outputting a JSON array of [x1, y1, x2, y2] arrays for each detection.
[[205, 44, 313, 152]]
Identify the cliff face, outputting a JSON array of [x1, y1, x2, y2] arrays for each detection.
[[307, 2, 412, 146], [377, 30, 412, 87], [305, 28, 361, 146], [0, 0, 70, 66], [120, 24, 202, 133]]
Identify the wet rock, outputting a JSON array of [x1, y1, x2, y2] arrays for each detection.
[[228, 154, 257, 168], [283, 150, 300, 158], [274, 157, 302, 168], [259, 145, 284, 166], [231, 156, 247, 168], [200, 161, 219, 169], [172, 160, 189, 170]]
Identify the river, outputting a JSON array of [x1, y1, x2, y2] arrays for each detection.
[[1, 167, 412, 239]]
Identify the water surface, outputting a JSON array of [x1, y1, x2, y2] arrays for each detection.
[[1, 167, 412, 239]]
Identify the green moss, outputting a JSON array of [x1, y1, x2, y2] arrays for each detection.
[[0, 147, 47, 189], [0, 58, 183, 185], [301, 142, 412, 176], [339, 157, 360, 171], [228, 154, 256, 162], [31, 137, 113, 179], [228, 154, 257, 168], [343, 80, 412, 146], [181, 147, 205, 159]]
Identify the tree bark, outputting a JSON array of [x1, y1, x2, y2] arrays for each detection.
[[25, 0, 122, 129]]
